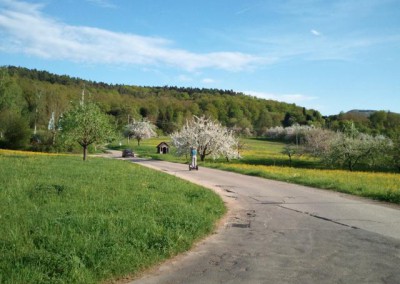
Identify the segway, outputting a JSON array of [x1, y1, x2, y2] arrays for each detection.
[[189, 162, 199, 171]]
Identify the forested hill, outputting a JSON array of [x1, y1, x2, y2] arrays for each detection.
[[2, 66, 324, 135], [2, 66, 400, 140]]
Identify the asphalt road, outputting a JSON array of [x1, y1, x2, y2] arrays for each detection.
[[124, 158, 400, 284]]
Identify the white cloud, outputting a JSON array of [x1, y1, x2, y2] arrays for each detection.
[[0, 0, 262, 72], [250, 30, 400, 62], [311, 29, 321, 36], [244, 91, 317, 104]]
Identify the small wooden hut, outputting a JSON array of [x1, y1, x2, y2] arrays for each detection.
[[156, 142, 169, 154]]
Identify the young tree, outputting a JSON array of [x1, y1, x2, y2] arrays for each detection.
[[171, 116, 239, 161], [282, 144, 300, 166], [124, 118, 157, 145], [61, 102, 115, 161]]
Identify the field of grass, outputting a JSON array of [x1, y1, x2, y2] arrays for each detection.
[[0, 150, 225, 283], [121, 137, 400, 204]]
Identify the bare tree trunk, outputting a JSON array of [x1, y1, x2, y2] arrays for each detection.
[[200, 146, 207, 161], [83, 145, 88, 161]]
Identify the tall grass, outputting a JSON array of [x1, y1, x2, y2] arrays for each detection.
[[0, 151, 225, 283]]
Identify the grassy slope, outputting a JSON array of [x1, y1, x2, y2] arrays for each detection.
[[0, 151, 225, 283], [121, 137, 400, 204]]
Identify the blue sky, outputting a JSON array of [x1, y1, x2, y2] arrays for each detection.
[[0, 0, 399, 115]]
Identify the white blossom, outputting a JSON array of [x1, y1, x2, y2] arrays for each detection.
[[171, 116, 240, 161], [124, 118, 157, 145]]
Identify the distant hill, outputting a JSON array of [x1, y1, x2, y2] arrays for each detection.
[[346, 109, 399, 117], [346, 109, 376, 117], [2, 65, 324, 136], [1, 66, 399, 141]]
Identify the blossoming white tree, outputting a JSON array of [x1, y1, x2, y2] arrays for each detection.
[[171, 116, 240, 161], [304, 124, 393, 171], [124, 118, 157, 145]]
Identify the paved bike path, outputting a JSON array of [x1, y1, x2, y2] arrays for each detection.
[[125, 158, 400, 284]]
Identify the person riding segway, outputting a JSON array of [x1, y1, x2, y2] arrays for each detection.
[[189, 146, 199, 171]]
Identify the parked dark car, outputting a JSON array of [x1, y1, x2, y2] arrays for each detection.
[[122, 149, 134, 157]]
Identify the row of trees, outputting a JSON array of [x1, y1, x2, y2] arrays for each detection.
[[268, 124, 399, 171], [68, 105, 400, 172], [1, 65, 241, 161], [1, 66, 324, 147], [3, 66, 400, 147], [325, 110, 400, 139], [45, 102, 239, 162]]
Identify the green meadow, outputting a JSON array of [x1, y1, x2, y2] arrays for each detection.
[[0, 151, 225, 283]]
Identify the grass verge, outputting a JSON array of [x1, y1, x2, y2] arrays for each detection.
[[0, 150, 225, 283]]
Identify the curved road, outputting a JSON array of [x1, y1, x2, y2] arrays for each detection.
[[122, 157, 400, 284]]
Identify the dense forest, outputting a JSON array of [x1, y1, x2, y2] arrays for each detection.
[[1, 66, 399, 150]]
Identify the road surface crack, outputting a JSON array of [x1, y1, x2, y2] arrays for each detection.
[[279, 205, 359, 229]]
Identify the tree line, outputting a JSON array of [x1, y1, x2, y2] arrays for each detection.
[[267, 123, 400, 172], [0, 66, 323, 148], [1, 66, 399, 155]]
